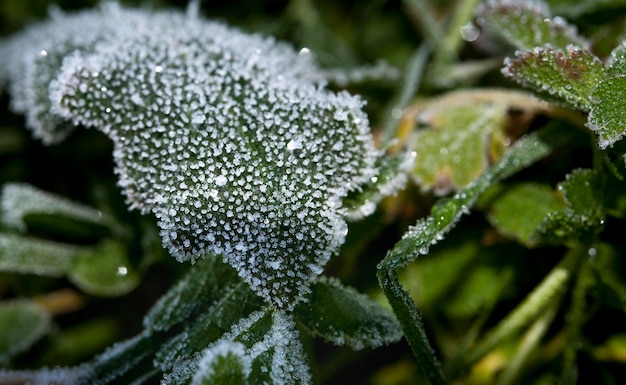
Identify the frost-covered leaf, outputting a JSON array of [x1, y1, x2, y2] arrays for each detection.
[[1, 183, 111, 236], [0, 366, 91, 385], [0, 300, 51, 363], [588, 76, 626, 149], [503, 45, 605, 111], [164, 309, 312, 385], [607, 42, 626, 77], [410, 101, 509, 195], [144, 255, 244, 332], [536, 169, 604, 244], [484, 183, 564, 246], [476, 0, 588, 51], [0, 233, 83, 276], [294, 276, 402, 350], [191, 340, 250, 385], [68, 240, 139, 297], [0, 4, 377, 310]]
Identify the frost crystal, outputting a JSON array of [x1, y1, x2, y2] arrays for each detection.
[[0, 4, 377, 309]]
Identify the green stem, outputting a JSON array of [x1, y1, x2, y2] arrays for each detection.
[[448, 246, 584, 377], [381, 44, 431, 145], [440, 0, 482, 63], [378, 269, 446, 385], [560, 253, 593, 384], [402, 0, 452, 61], [497, 300, 559, 385]]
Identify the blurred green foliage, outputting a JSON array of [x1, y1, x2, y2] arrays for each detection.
[[3, 0, 626, 384]]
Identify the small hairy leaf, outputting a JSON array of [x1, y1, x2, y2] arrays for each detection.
[[294, 276, 402, 350], [0, 300, 51, 363], [588, 76, 626, 149], [536, 169, 604, 244], [485, 183, 564, 246], [0, 233, 83, 276], [503, 45, 605, 111], [477, 0, 588, 51], [607, 42, 626, 76]]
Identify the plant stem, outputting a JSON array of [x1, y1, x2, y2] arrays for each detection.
[[402, 0, 450, 61], [440, 0, 482, 63], [560, 252, 593, 384], [378, 269, 446, 385], [497, 300, 559, 385], [381, 43, 431, 146], [447, 246, 584, 378]]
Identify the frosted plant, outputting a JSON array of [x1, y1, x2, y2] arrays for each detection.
[[0, 3, 378, 309]]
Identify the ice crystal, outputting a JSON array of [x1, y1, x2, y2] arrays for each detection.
[[0, 4, 377, 309]]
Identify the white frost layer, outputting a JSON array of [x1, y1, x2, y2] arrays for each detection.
[[0, 3, 378, 309]]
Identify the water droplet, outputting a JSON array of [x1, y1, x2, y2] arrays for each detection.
[[460, 23, 480, 42], [39, 49, 48, 57], [116, 266, 128, 276], [370, 176, 378, 183], [298, 47, 310, 56], [154, 65, 164, 73]]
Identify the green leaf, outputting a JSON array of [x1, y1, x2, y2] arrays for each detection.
[[503, 46, 606, 111], [0, 233, 83, 276], [476, 0, 588, 51], [607, 42, 626, 77], [294, 276, 402, 350], [536, 169, 604, 244], [1, 183, 111, 237], [0, 300, 51, 363], [411, 102, 508, 195], [485, 183, 564, 246], [399, 230, 509, 318], [143, 255, 240, 332], [165, 309, 312, 385], [68, 240, 139, 297], [380, 125, 563, 271], [191, 341, 250, 385], [588, 76, 626, 149]]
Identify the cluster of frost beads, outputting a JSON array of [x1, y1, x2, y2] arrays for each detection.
[[0, 3, 377, 309]]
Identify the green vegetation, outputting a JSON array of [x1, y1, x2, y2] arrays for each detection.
[[2, 0, 626, 384]]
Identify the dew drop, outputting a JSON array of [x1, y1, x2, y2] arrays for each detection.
[[116, 266, 128, 276], [460, 22, 480, 42]]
